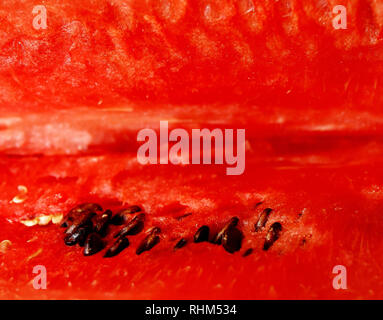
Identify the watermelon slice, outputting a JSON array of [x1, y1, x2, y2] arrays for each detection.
[[1, 147, 383, 299], [1, 0, 383, 155], [1, 0, 383, 300], [1, 0, 383, 154]]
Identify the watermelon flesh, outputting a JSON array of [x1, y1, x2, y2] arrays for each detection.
[[1, 0, 383, 110], [1, 0, 383, 300], [3, 103, 383, 155], [1, 0, 383, 155], [1, 150, 383, 299]]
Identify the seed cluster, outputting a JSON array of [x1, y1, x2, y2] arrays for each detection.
[[61, 203, 284, 258], [61, 203, 160, 257]]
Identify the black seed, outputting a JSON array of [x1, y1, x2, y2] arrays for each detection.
[[64, 234, 76, 246], [64, 227, 88, 246], [60, 221, 69, 228], [136, 228, 161, 255], [93, 210, 112, 237], [65, 211, 94, 235], [174, 238, 187, 250], [80, 223, 94, 247], [222, 227, 243, 254], [263, 222, 282, 250], [212, 217, 239, 244], [114, 213, 145, 238], [242, 248, 253, 257], [84, 233, 105, 256], [77, 232, 89, 247], [255, 208, 272, 232], [104, 237, 130, 258], [110, 215, 124, 226], [111, 206, 142, 225], [136, 235, 160, 255], [64, 211, 94, 246], [175, 213, 192, 221], [61, 212, 82, 228], [194, 226, 210, 243], [65, 223, 77, 235]]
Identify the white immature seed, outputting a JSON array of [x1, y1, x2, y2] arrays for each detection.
[[51, 214, 64, 225], [11, 195, 27, 204], [21, 218, 38, 227], [17, 185, 28, 194], [0, 240, 12, 253], [37, 215, 51, 226], [11, 185, 28, 204], [21, 214, 64, 227]]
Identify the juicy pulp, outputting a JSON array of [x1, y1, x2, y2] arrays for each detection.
[[1, 149, 383, 299]]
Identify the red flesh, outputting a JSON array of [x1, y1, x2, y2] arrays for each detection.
[[0, 0, 382, 111], [0, 0, 383, 299], [1, 151, 383, 299]]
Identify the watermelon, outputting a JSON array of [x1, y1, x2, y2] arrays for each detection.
[[1, 148, 383, 299], [1, 0, 383, 109], [1, 0, 383, 300], [1, 0, 383, 154]]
